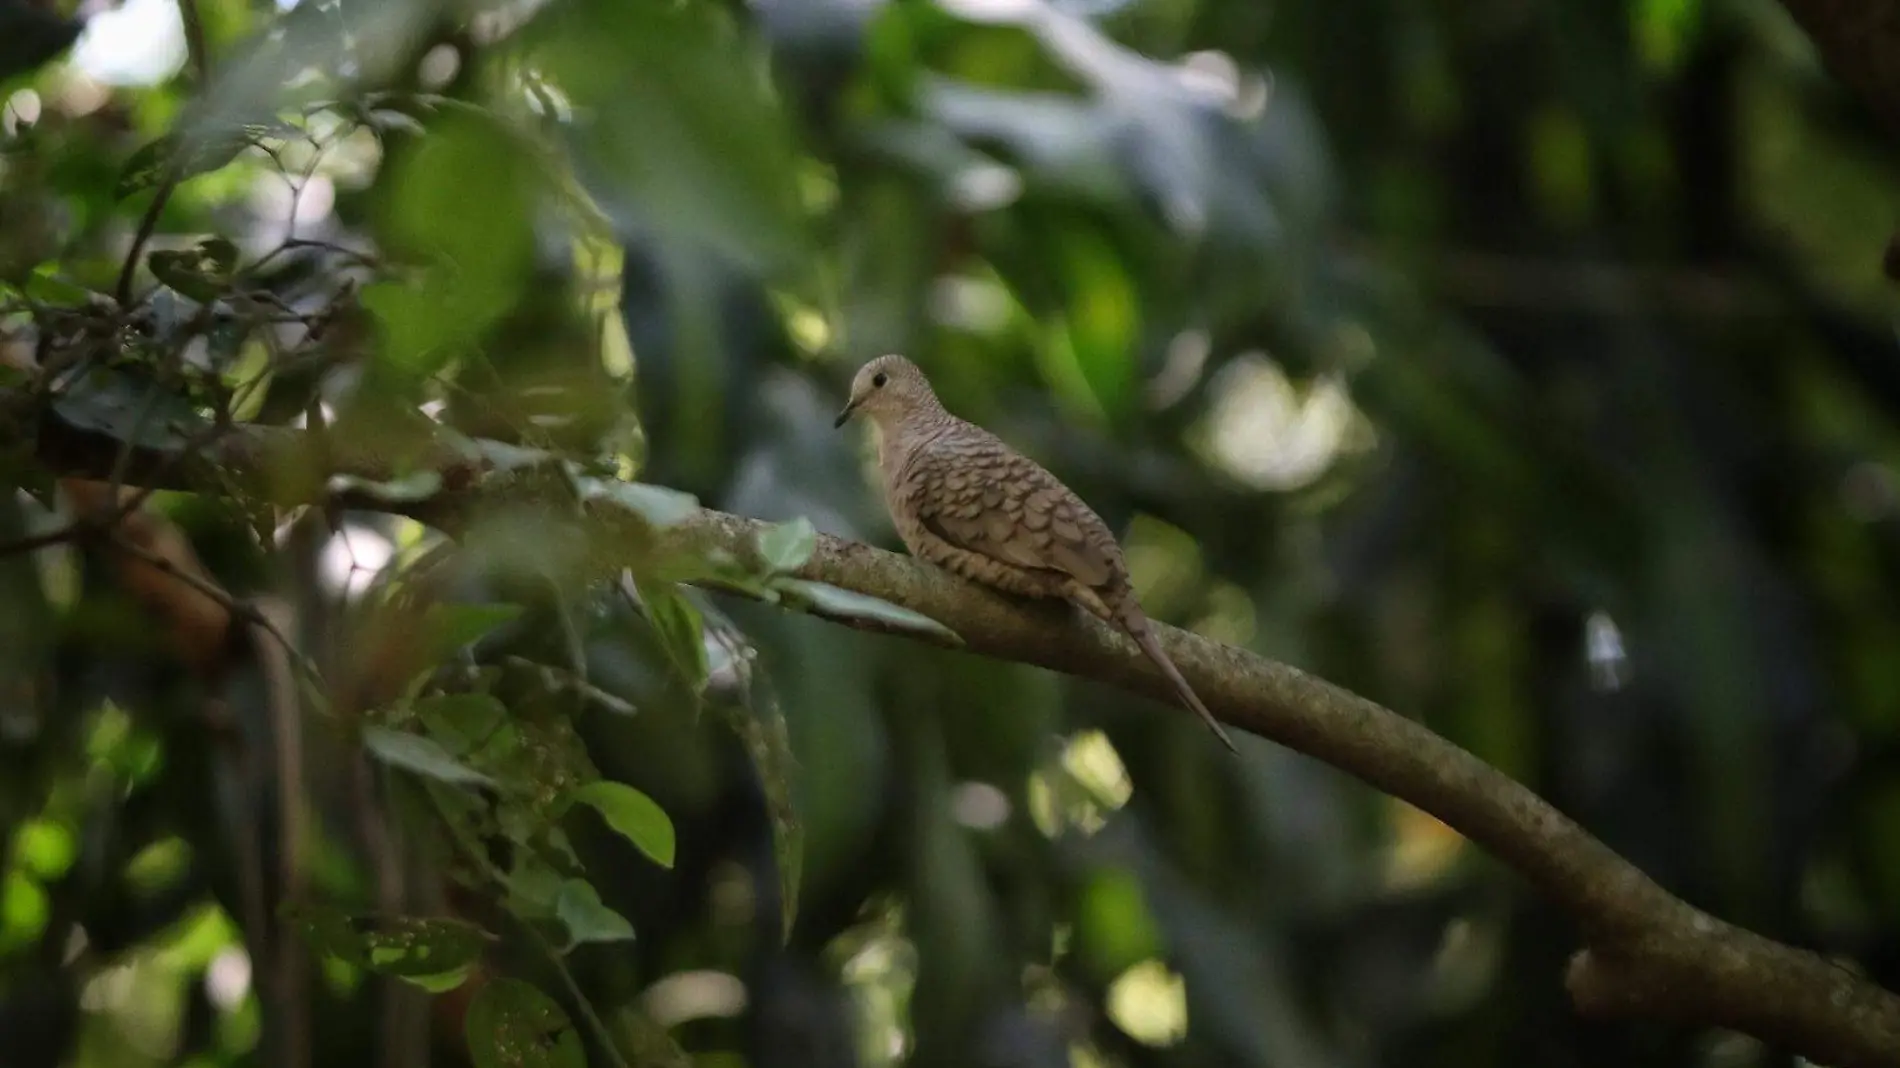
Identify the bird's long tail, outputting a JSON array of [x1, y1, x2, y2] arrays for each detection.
[[1119, 605, 1240, 755]]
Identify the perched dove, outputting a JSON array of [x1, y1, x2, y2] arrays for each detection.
[[834, 353, 1239, 754]]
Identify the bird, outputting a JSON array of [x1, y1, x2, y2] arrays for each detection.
[[833, 353, 1240, 754]]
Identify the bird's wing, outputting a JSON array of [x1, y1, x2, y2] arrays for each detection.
[[906, 433, 1120, 589]]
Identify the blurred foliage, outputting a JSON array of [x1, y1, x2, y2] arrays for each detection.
[[0, 0, 1897, 1066]]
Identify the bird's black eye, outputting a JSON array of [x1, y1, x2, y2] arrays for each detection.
[[872, 372, 888, 388]]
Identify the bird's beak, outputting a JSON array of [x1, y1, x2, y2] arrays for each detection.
[[833, 399, 858, 429]]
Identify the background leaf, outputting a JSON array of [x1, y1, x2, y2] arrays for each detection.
[[554, 878, 636, 945], [283, 903, 493, 980], [570, 781, 676, 869], [465, 978, 586, 1068], [583, 479, 701, 529], [3, 0, 1897, 1065], [757, 516, 818, 574], [774, 578, 965, 647], [362, 727, 495, 787]]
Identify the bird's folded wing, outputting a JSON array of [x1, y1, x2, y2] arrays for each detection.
[[907, 443, 1116, 588]]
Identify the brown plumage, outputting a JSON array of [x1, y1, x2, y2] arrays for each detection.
[[834, 353, 1239, 754]]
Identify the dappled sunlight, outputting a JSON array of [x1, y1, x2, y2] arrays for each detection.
[[3, 0, 1895, 1063], [1383, 800, 1466, 892], [639, 969, 749, 1028], [1061, 730, 1133, 807], [1198, 354, 1362, 492], [1105, 959, 1188, 1047], [71, 0, 184, 87], [951, 780, 1013, 830], [1030, 730, 1133, 837], [1586, 610, 1631, 692], [317, 523, 395, 599], [2, 88, 40, 134], [838, 912, 918, 1066], [928, 272, 1016, 334], [77, 905, 252, 1062]]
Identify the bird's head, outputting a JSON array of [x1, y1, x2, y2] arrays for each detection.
[[834, 354, 938, 429]]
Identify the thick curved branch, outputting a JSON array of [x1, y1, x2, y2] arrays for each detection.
[[667, 511, 1899, 1068], [14, 398, 1900, 1067]]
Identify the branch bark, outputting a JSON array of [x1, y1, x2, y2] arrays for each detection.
[[14, 397, 1900, 1067]]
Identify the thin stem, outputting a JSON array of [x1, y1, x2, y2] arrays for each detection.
[[521, 921, 633, 1068], [115, 169, 181, 307], [177, 0, 209, 84], [428, 787, 634, 1068], [117, 0, 208, 306], [104, 533, 327, 693], [0, 418, 234, 559]]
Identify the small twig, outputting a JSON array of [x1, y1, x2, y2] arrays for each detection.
[[0, 417, 235, 559], [115, 169, 182, 307], [520, 921, 633, 1068], [104, 533, 327, 693], [177, 0, 209, 84], [498, 655, 637, 717], [116, 0, 209, 307], [0, 473, 168, 559], [105, 382, 166, 510], [205, 694, 275, 1064], [256, 595, 311, 1068], [352, 755, 425, 1068], [245, 238, 382, 278], [428, 787, 634, 1068], [281, 140, 329, 249], [0, 522, 91, 557]]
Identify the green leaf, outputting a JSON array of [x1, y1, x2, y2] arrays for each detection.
[[362, 727, 495, 787], [639, 582, 708, 693], [374, 113, 541, 376], [773, 578, 964, 647], [421, 603, 524, 661], [1076, 868, 1162, 978], [115, 140, 179, 199], [757, 517, 818, 574], [359, 278, 458, 377], [716, 694, 802, 942], [554, 879, 635, 944], [149, 238, 240, 302], [115, 123, 291, 200], [506, 857, 564, 918], [398, 966, 477, 993], [522, 0, 808, 273], [365, 922, 483, 981], [282, 903, 493, 981], [618, 1005, 696, 1068], [415, 694, 508, 756], [582, 478, 699, 529], [1041, 226, 1139, 423], [327, 469, 444, 504], [570, 781, 675, 868], [24, 265, 93, 305], [465, 978, 585, 1068], [474, 439, 560, 475], [50, 366, 212, 454]]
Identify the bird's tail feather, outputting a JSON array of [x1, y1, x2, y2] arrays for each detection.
[[1121, 607, 1240, 755]]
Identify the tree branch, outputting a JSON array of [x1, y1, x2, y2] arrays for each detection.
[[12, 395, 1900, 1067], [665, 511, 1900, 1067]]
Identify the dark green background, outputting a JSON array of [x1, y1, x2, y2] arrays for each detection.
[[1, 0, 1897, 1065]]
